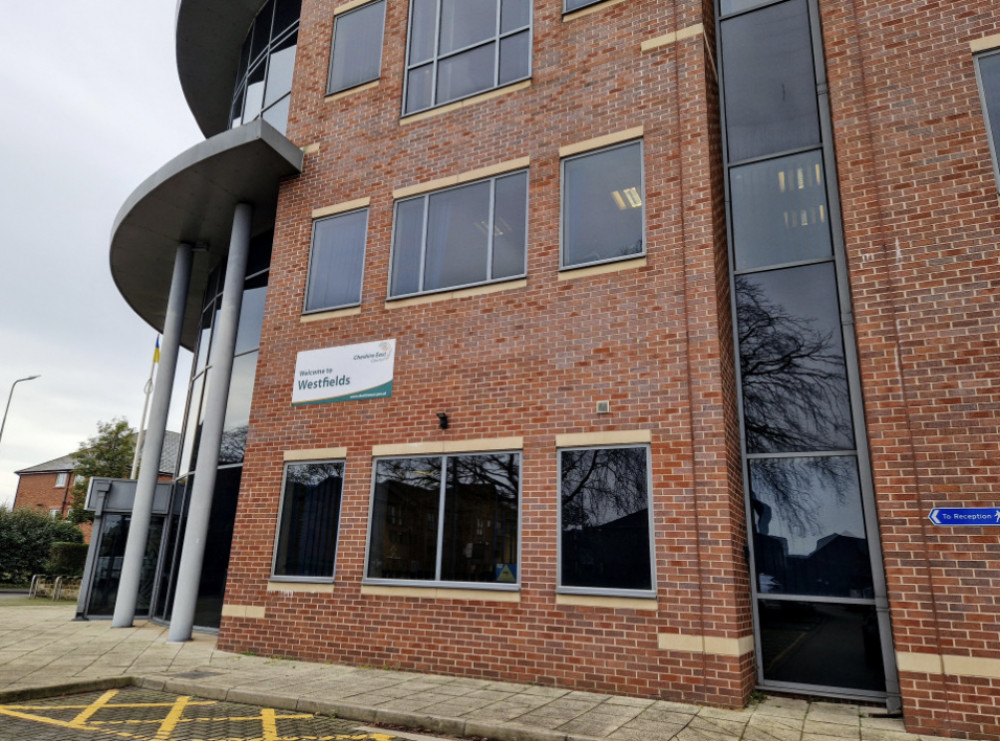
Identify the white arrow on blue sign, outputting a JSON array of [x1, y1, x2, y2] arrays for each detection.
[[928, 508, 1000, 525]]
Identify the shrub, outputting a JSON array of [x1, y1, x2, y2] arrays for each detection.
[[0, 507, 83, 585], [48, 542, 89, 576]]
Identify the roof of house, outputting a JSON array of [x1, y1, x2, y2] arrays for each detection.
[[15, 431, 181, 477]]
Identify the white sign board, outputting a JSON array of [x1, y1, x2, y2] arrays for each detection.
[[292, 339, 395, 406]]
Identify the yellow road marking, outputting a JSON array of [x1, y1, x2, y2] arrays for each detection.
[[4, 700, 217, 710], [89, 712, 312, 726], [0, 694, 398, 741], [153, 694, 191, 740], [262, 707, 279, 741], [70, 688, 119, 728], [0, 705, 139, 738]]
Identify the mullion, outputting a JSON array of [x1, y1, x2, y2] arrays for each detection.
[[434, 455, 448, 581], [486, 179, 497, 280]]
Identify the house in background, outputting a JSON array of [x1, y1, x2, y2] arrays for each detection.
[[13, 431, 181, 540]]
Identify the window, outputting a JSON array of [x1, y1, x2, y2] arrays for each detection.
[[403, 0, 531, 115], [564, 0, 602, 11], [272, 461, 344, 579], [49, 509, 61, 518], [74, 474, 84, 485], [55, 472, 68, 487], [328, 0, 386, 94], [305, 208, 369, 312], [230, 0, 301, 135], [719, 0, 819, 163], [559, 446, 653, 594], [561, 140, 645, 269], [389, 171, 527, 298], [976, 49, 1000, 189], [366, 453, 520, 585]]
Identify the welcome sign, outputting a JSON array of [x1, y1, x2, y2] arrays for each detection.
[[292, 339, 395, 406]]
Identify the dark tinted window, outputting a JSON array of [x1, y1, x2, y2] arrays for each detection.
[[736, 263, 854, 453], [758, 601, 886, 691], [720, 0, 820, 162], [273, 461, 344, 578], [560, 446, 652, 592], [368, 457, 445, 580], [750, 455, 873, 598], [367, 454, 520, 584]]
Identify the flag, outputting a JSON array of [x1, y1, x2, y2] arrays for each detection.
[[153, 336, 161, 363]]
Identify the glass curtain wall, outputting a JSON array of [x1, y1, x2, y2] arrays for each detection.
[[152, 233, 273, 629], [717, 0, 898, 703], [229, 0, 301, 134]]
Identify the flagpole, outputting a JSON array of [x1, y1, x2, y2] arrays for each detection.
[[130, 336, 160, 479]]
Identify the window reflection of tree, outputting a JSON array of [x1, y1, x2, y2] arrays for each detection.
[[561, 448, 648, 529], [736, 275, 852, 454], [218, 424, 248, 465], [560, 447, 650, 590], [736, 274, 874, 596]]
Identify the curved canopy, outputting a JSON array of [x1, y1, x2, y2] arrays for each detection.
[[110, 119, 303, 349], [175, 0, 269, 137]]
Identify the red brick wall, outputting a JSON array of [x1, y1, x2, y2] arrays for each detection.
[[221, 0, 755, 709], [13, 472, 75, 518], [12, 471, 93, 542], [214, 0, 1000, 732], [823, 0, 1000, 737]]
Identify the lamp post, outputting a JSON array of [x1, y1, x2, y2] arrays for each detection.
[[0, 375, 41, 451]]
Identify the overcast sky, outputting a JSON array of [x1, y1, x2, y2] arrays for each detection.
[[0, 2, 205, 507]]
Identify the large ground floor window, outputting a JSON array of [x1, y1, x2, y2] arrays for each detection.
[[365, 452, 520, 586]]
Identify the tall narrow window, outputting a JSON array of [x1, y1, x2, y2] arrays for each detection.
[[328, 0, 386, 94], [719, 0, 895, 700], [403, 0, 531, 115], [366, 453, 520, 585], [305, 208, 368, 313], [273, 461, 344, 579], [558, 446, 653, 594], [975, 49, 1000, 189], [389, 171, 527, 298], [561, 140, 645, 269]]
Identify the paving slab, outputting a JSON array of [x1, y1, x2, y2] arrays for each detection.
[[0, 603, 955, 741]]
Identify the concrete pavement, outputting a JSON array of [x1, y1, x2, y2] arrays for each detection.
[[0, 602, 928, 741]]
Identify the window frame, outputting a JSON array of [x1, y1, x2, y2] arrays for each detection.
[[556, 444, 656, 598], [363, 451, 522, 590], [303, 207, 369, 314], [559, 139, 647, 271], [387, 170, 529, 300], [54, 472, 68, 488], [401, 0, 533, 116], [975, 47, 1000, 191], [270, 458, 346, 582], [327, 0, 387, 95]]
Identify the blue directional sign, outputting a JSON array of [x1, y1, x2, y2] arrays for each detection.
[[929, 508, 1000, 525]]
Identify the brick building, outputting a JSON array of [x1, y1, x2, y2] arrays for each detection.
[[13, 432, 181, 540], [103, 0, 1000, 737]]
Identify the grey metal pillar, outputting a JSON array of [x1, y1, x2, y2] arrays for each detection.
[[112, 243, 193, 628], [168, 203, 252, 642]]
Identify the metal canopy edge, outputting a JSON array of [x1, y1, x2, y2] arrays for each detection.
[[110, 119, 304, 350]]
